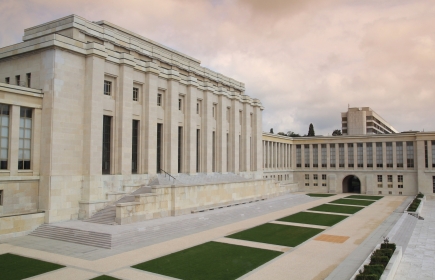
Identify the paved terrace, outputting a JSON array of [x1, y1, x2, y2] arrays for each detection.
[[0, 193, 415, 279]]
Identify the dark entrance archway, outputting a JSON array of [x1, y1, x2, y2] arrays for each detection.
[[342, 175, 361, 193]]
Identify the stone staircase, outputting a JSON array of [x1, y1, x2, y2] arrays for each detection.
[[148, 172, 248, 186], [83, 186, 152, 225]]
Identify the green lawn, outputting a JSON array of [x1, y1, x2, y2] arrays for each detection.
[[277, 211, 347, 226], [306, 193, 336, 197], [227, 223, 323, 247], [132, 242, 281, 280], [309, 204, 364, 214], [0, 253, 65, 280], [90, 276, 120, 280], [330, 198, 375, 206], [345, 195, 383, 200]]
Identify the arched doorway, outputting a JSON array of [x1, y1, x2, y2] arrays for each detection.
[[342, 175, 361, 193]]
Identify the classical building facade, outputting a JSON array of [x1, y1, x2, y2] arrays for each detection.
[[263, 132, 435, 197], [341, 107, 398, 135]]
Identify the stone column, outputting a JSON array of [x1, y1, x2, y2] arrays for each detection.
[[164, 73, 180, 174], [428, 141, 433, 170], [202, 89, 213, 173], [252, 106, 262, 173], [363, 143, 367, 170], [392, 142, 397, 168], [326, 144, 330, 170], [184, 84, 198, 174], [229, 100, 240, 173], [216, 95, 227, 173], [382, 142, 387, 170], [344, 143, 349, 168], [241, 103, 250, 172], [403, 141, 407, 170]]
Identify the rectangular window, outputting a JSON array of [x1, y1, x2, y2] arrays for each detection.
[[357, 143, 363, 167], [377, 175, 382, 182], [239, 111, 242, 125], [398, 185, 403, 189], [321, 144, 327, 168], [296, 145, 301, 168], [433, 176, 435, 193], [26, 73, 31, 88], [133, 87, 139, 101], [314, 183, 318, 186], [196, 129, 200, 172], [226, 107, 230, 122], [425, 141, 428, 168], [157, 123, 163, 173], [179, 98, 182, 111], [305, 183, 309, 186], [388, 184, 393, 188], [18, 107, 32, 170], [398, 175, 403, 182], [305, 174, 309, 180], [104, 80, 112, 96], [386, 142, 393, 167], [406, 142, 414, 168], [399, 191, 402, 195], [378, 184, 383, 188], [132, 120, 139, 174], [387, 175, 392, 182], [432, 141, 435, 167], [378, 191, 382, 194], [313, 174, 318, 180], [322, 183, 327, 187], [348, 143, 354, 168], [5, 77, 9, 84], [366, 143, 373, 167], [178, 126, 183, 173], [339, 144, 344, 168], [330, 144, 336, 167], [313, 144, 318, 168], [304, 144, 310, 168], [376, 142, 383, 168], [0, 189, 2, 205], [0, 105, 9, 170], [250, 113, 253, 127], [212, 105, 217, 119], [212, 131, 216, 172], [322, 174, 326, 180], [157, 93, 163, 106], [15, 75, 20, 86], [102, 116, 112, 174], [396, 142, 403, 167]]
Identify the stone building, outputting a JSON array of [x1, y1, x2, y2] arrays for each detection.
[[341, 107, 398, 135]]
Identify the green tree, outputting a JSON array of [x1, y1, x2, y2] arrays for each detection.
[[270, 128, 274, 134], [332, 129, 342, 136], [287, 131, 301, 137], [308, 123, 315, 136]]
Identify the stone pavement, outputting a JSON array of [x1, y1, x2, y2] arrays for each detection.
[[394, 199, 435, 280], [0, 193, 409, 280]]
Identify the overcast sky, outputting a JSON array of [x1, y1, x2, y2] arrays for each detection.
[[1, 0, 434, 135]]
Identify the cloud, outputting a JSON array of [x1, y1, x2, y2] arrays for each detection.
[[0, 0, 434, 134]]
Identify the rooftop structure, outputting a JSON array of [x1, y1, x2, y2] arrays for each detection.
[[341, 107, 398, 135]]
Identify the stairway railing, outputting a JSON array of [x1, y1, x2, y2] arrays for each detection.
[[159, 168, 178, 183]]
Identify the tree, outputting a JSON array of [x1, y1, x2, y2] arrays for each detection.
[[270, 128, 274, 134], [287, 131, 301, 137], [332, 129, 342, 136], [277, 132, 286, 136], [308, 123, 315, 136]]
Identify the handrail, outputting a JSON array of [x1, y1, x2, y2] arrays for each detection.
[[159, 169, 177, 182]]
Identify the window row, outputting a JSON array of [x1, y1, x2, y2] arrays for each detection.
[[305, 174, 327, 180], [4, 73, 32, 88], [0, 104, 33, 170]]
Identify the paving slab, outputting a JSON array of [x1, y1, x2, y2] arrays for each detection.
[[269, 220, 329, 229], [215, 237, 291, 252]]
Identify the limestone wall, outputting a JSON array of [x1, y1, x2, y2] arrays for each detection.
[[0, 212, 44, 240], [115, 179, 285, 225]]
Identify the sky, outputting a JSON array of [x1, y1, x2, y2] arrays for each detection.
[[1, 0, 434, 136]]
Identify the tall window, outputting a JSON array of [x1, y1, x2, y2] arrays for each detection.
[[133, 87, 139, 101], [5, 77, 9, 84], [406, 142, 414, 168], [104, 80, 112, 96], [330, 144, 336, 168], [376, 142, 383, 168], [157, 93, 162, 106], [433, 176, 435, 193], [0, 105, 9, 170], [178, 126, 183, 173], [102, 116, 112, 174], [348, 143, 354, 168], [398, 175, 403, 182], [239, 111, 242, 125], [178, 98, 182, 111], [0, 189, 2, 205], [424, 141, 428, 168], [387, 175, 392, 182], [304, 144, 310, 168], [132, 120, 139, 174], [313, 144, 318, 168], [157, 124, 163, 173], [432, 141, 435, 167], [15, 75, 20, 86], [18, 107, 32, 170], [396, 142, 403, 168], [296, 145, 301, 168], [357, 143, 363, 168], [339, 144, 344, 168], [26, 73, 31, 88], [377, 175, 382, 182], [196, 129, 200, 172], [212, 131, 216, 172], [366, 143, 373, 167], [321, 144, 327, 168], [386, 142, 393, 168]]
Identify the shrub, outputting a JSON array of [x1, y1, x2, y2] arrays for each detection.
[[363, 264, 384, 276], [406, 198, 421, 212], [355, 275, 379, 280], [417, 193, 424, 199], [370, 256, 389, 267], [380, 243, 396, 251], [372, 249, 393, 259]]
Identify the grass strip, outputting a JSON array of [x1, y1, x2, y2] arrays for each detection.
[[307, 193, 335, 197], [132, 241, 281, 280], [345, 195, 383, 200], [309, 204, 364, 214], [278, 211, 347, 226], [227, 223, 323, 247], [330, 198, 374, 206], [90, 276, 121, 280], [0, 253, 65, 280]]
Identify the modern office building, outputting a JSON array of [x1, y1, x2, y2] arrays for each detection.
[[0, 15, 434, 239], [341, 107, 398, 135]]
